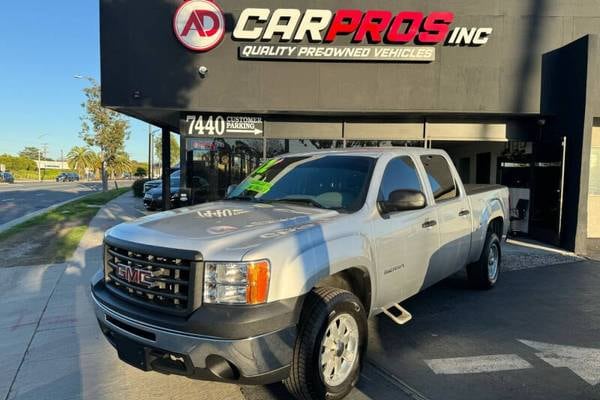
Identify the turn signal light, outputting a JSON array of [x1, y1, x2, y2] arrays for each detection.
[[246, 260, 270, 305]]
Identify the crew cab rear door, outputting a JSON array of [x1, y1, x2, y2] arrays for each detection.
[[372, 156, 440, 307], [419, 154, 472, 287]]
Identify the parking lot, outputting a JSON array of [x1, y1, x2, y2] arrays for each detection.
[[1, 193, 599, 400]]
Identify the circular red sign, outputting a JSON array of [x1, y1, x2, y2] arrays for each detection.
[[173, 0, 225, 52]]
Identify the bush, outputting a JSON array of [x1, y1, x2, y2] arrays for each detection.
[[134, 167, 147, 177], [0, 154, 37, 171], [11, 169, 71, 181], [132, 178, 149, 197]]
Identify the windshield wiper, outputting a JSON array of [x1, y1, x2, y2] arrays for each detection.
[[226, 195, 255, 201], [270, 198, 326, 209]]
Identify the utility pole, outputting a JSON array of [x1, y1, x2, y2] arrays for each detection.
[[38, 148, 41, 182], [37, 134, 47, 182]]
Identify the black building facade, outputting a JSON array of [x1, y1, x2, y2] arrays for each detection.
[[100, 0, 600, 255]]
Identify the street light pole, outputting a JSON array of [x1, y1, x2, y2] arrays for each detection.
[[148, 125, 160, 179], [37, 134, 47, 182], [38, 148, 41, 182], [148, 124, 152, 179]]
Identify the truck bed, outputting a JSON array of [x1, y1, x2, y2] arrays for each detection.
[[464, 184, 506, 196]]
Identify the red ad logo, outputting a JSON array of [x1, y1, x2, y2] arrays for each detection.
[[174, 0, 225, 52]]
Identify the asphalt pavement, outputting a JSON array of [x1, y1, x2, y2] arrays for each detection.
[[0, 181, 131, 226], [366, 261, 600, 400], [1, 193, 599, 400]]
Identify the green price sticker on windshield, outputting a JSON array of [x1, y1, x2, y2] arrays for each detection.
[[246, 180, 273, 194], [254, 159, 280, 176]]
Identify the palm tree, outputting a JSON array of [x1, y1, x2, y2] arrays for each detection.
[[66, 146, 93, 179], [107, 152, 134, 179], [88, 152, 102, 180]]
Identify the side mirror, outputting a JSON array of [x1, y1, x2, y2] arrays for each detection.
[[226, 185, 237, 197], [379, 190, 427, 214]]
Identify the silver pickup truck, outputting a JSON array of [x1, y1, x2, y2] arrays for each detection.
[[91, 148, 508, 400]]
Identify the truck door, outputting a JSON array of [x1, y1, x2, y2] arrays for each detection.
[[419, 154, 471, 287], [373, 156, 440, 308]]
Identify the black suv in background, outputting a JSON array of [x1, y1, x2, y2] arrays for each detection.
[[56, 173, 80, 182], [0, 172, 15, 183], [143, 172, 188, 211]]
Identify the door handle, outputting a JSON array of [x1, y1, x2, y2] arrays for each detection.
[[422, 220, 437, 229], [459, 210, 470, 217]]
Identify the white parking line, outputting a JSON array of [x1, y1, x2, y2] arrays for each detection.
[[519, 339, 600, 385], [425, 354, 533, 375]]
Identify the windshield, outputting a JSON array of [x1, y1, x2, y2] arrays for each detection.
[[227, 155, 375, 212]]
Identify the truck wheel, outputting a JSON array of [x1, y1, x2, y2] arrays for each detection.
[[467, 231, 501, 289], [284, 287, 367, 400]]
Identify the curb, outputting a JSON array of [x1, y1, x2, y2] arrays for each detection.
[[0, 194, 93, 234]]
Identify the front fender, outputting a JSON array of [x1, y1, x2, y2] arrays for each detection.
[[246, 232, 375, 304]]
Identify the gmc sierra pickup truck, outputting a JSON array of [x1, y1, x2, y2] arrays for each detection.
[[91, 148, 508, 400]]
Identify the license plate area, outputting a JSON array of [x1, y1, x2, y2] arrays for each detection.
[[114, 334, 152, 371]]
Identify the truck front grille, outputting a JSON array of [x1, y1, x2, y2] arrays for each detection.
[[104, 245, 194, 313]]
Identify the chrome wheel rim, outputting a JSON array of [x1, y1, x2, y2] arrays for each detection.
[[488, 242, 499, 281], [319, 314, 359, 387]]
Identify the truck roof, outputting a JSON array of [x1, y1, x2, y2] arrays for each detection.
[[280, 147, 448, 159]]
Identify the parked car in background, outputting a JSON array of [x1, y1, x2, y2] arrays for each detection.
[[143, 172, 187, 210], [143, 169, 180, 194], [92, 148, 509, 400], [56, 172, 80, 182], [0, 172, 15, 183]]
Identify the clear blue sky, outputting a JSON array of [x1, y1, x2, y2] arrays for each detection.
[[0, 0, 150, 162]]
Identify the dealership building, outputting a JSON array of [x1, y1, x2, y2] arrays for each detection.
[[100, 0, 600, 255]]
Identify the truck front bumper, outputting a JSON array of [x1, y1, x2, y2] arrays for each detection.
[[92, 293, 296, 384]]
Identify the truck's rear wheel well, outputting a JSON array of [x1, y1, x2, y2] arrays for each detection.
[[489, 217, 504, 238], [315, 268, 372, 314]]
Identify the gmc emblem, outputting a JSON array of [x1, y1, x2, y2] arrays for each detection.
[[116, 264, 155, 288]]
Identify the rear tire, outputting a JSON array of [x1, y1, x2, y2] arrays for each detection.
[[467, 231, 501, 289], [284, 287, 367, 400]]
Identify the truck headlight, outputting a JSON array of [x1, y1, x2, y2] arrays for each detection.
[[203, 260, 270, 305]]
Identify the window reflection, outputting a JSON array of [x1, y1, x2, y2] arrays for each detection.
[[186, 138, 262, 203]]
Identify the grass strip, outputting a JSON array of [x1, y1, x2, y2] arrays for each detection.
[[0, 188, 130, 267]]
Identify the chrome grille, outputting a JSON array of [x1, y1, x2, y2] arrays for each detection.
[[104, 245, 192, 312]]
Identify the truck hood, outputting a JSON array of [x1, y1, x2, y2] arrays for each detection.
[[105, 201, 341, 260]]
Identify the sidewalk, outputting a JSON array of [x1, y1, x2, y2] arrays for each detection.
[[1, 193, 405, 400], [1, 193, 243, 400]]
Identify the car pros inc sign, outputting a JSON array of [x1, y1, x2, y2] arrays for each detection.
[[173, 1, 493, 62], [173, 0, 226, 51]]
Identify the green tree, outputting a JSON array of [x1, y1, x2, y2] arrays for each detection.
[[134, 167, 147, 177], [88, 152, 102, 179], [107, 152, 134, 178], [66, 146, 94, 179], [154, 133, 180, 168], [0, 154, 37, 171], [19, 147, 42, 160], [79, 79, 130, 191]]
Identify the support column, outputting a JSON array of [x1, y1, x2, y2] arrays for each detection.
[[162, 127, 172, 211]]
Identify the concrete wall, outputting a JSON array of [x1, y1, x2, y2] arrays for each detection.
[[588, 126, 600, 238], [100, 0, 600, 116]]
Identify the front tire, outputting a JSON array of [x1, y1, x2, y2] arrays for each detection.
[[467, 231, 501, 289], [284, 287, 367, 400]]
